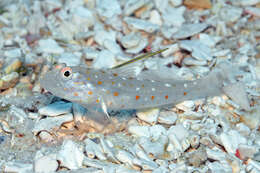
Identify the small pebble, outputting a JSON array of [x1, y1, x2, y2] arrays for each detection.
[[121, 32, 141, 49], [92, 50, 116, 69], [4, 48, 22, 58], [136, 108, 159, 124], [34, 155, 58, 173], [38, 39, 64, 54], [58, 52, 82, 66], [173, 23, 208, 39], [183, 0, 212, 9], [57, 140, 85, 170], [4, 58, 23, 74], [124, 17, 159, 33], [158, 111, 178, 125], [32, 113, 73, 133], [0, 72, 19, 90]]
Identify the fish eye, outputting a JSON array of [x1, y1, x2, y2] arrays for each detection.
[[64, 70, 70, 77], [60, 67, 73, 80]]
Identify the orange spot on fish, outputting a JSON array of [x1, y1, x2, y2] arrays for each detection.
[[96, 99, 100, 103], [97, 81, 102, 85], [114, 92, 119, 96], [88, 91, 93, 95], [113, 73, 118, 77], [184, 92, 187, 96], [141, 84, 144, 88], [151, 96, 155, 100], [136, 95, 140, 100], [74, 92, 79, 96], [87, 77, 91, 80], [165, 95, 169, 99], [111, 81, 115, 85], [63, 88, 67, 91]]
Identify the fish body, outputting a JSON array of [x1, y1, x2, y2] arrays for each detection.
[[40, 64, 229, 111]]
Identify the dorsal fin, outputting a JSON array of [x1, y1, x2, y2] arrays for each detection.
[[111, 48, 168, 69], [110, 48, 168, 78]]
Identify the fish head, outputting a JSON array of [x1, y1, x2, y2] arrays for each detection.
[[40, 64, 97, 104]]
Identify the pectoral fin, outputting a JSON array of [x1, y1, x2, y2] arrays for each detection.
[[222, 83, 251, 111]]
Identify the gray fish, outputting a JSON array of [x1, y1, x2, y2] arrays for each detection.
[[40, 61, 250, 124]]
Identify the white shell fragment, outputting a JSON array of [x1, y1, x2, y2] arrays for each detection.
[[58, 52, 82, 66], [162, 6, 186, 27], [173, 23, 208, 39], [125, 37, 148, 54], [103, 39, 122, 55], [32, 113, 73, 134], [96, 0, 121, 19], [179, 40, 213, 61], [133, 158, 158, 170], [57, 140, 85, 170], [219, 6, 243, 23], [220, 130, 247, 154], [34, 155, 58, 173], [234, 0, 260, 6], [124, 17, 159, 33], [121, 32, 141, 49], [168, 125, 190, 152], [38, 39, 64, 54], [84, 138, 106, 160], [92, 50, 116, 69], [4, 48, 22, 58], [158, 111, 178, 125], [94, 29, 116, 46], [124, 0, 148, 16], [149, 10, 162, 26], [115, 149, 135, 165], [71, 6, 95, 29], [136, 108, 159, 124], [4, 161, 33, 173]]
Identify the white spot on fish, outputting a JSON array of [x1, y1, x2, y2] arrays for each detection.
[[151, 80, 155, 83], [184, 83, 187, 88], [87, 83, 93, 89], [193, 81, 197, 85], [95, 75, 98, 78], [136, 87, 140, 91], [118, 83, 121, 87], [152, 88, 155, 91], [165, 83, 171, 87], [122, 77, 126, 80]]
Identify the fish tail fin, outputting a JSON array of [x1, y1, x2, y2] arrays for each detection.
[[212, 62, 251, 111]]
